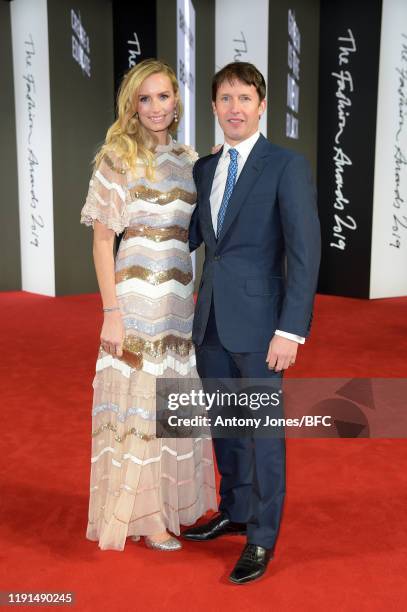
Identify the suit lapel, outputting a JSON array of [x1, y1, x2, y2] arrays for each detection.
[[217, 134, 270, 244]]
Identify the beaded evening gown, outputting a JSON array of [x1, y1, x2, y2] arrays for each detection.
[[80, 139, 217, 551]]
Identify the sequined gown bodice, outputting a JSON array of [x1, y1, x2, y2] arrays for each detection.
[[80, 139, 216, 550]]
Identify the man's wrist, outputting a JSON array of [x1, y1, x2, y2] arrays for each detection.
[[274, 329, 305, 344]]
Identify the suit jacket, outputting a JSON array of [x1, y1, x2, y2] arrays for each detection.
[[189, 133, 321, 353]]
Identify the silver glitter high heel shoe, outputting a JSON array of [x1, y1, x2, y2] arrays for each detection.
[[144, 535, 182, 551]]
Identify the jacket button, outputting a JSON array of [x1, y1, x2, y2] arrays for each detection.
[[214, 255, 220, 261]]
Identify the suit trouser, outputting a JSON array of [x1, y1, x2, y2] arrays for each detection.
[[194, 300, 286, 549]]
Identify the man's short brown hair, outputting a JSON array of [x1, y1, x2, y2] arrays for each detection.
[[212, 62, 267, 102]]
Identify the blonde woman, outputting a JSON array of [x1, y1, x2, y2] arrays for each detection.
[[80, 59, 217, 551]]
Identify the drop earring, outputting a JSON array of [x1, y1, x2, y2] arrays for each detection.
[[134, 112, 139, 120], [173, 109, 178, 123]]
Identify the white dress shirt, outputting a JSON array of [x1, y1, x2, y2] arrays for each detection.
[[209, 131, 305, 345]]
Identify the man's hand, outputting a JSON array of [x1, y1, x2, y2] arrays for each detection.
[[266, 335, 298, 372]]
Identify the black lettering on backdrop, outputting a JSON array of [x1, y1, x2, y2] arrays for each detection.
[[233, 31, 247, 61], [390, 33, 407, 249], [23, 35, 43, 248]]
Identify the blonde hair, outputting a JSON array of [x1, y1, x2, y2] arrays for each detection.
[[94, 59, 182, 178]]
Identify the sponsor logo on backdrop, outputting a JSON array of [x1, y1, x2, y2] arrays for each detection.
[[330, 29, 357, 251], [71, 9, 90, 77], [286, 9, 300, 140], [177, 0, 195, 146], [390, 33, 407, 249], [177, 0, 196, 275], [178, 4, 195, 95]]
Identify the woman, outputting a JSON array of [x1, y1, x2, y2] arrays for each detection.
[[80, 59, 217, 551]]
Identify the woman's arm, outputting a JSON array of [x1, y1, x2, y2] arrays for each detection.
[[93, 220, 124, 358], [81, 151, 129, 359]]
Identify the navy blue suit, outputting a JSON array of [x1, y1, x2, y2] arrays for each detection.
[[189, 133, 321, 548]]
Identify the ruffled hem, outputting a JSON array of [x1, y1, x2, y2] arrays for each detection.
[[88, 518, 129, 552], [80, 209, 126, 237], [87, 476, 218, 550]]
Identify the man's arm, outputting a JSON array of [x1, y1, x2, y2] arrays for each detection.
[[189, 160, 203, 252], [277, 154, 321, 335], [266, 154, 321, 371]]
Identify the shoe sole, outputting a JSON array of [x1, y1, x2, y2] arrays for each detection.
[[228, 571, 267, 585], [182, 531, 247, 541]]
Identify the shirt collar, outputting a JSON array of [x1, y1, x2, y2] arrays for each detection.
[[222, 131, 261, 162]]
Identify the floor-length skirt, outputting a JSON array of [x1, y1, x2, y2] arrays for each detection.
[[86, 355, 217, 551]]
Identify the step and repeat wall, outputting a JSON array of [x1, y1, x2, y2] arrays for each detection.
[[2, 0, 406, 299], [214, 0, 319, 172], [267, 0, 320, 172], [10, 0, 114, 296], [318, 0, 407, 298]]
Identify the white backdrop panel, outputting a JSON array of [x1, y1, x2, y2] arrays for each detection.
[[11, 0, 55, 296], [370, 0, 407, 298], [215, 0, 269, 144]]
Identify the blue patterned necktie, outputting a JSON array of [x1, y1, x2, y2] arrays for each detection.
[[216, 148, 239, 239]]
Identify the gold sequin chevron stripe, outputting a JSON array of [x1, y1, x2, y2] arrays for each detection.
[[124, 334, 192, 358], [129, 185, 196, 205], [115, 265, 192, 285], [92, 421, 155, 442], [117, 334, 193, 369], [116, 334, 193, 370], [103, 154, 127, 175], [123, 225, 188, 242]]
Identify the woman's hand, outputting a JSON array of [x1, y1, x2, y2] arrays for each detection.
[[100, 310, 125, 357], [211, 143, 223, 154]]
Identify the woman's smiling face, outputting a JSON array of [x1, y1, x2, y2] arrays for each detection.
[[136, 72, 177, 142]]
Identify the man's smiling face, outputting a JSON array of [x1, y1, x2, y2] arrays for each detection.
[[212, 78, 266, 146]]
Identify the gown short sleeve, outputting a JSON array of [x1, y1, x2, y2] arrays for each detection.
[[80, 152, 129, 236], [182, 144, 199, 163]]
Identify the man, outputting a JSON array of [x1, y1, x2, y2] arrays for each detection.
[[183, 62, 321, 584]]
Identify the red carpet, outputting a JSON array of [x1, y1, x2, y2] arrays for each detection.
[[1, 291, 407, 611]]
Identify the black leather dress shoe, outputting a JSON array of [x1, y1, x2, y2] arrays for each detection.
[[229, 543, 273, 584], [182, 513, 246, 541]]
